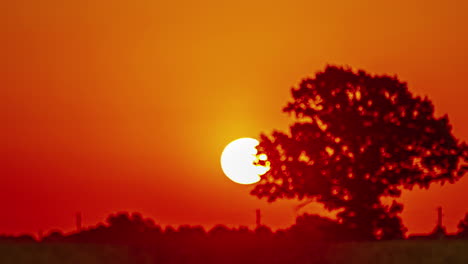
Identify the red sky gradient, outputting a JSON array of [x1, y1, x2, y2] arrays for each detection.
[[2, 0, 468, 236]]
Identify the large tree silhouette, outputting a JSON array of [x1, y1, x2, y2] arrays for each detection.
[[252, 66, 468, 240]]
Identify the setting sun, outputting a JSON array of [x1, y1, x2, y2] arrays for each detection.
[[220, 138, 269, 185]]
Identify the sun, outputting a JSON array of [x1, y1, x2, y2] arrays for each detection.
[[220, 138, 270, 185]]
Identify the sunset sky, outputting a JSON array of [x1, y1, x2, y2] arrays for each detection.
[[2, 0, 468, 236]]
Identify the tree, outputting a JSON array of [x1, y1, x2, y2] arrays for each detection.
[[252, 66, 468, 240]]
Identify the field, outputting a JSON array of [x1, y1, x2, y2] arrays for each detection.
[[0, 240, 467, 264], [0, 243, 152, 264], [326, 240, 468, 264]]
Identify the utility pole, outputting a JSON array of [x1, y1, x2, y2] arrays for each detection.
[[437, 206, 443, 228], [433, 206, 446, 239], [256, 209, 261, 227], [38, 229, 43, 241], [76, 212, 82, 232]]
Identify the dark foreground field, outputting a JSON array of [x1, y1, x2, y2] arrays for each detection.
[[1, 240, 467, 264]]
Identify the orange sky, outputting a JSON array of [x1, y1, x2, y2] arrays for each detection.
[[2, 0, 468, 236]]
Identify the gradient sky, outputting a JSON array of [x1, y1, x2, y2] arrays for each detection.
[[2, 0, 468, 236]]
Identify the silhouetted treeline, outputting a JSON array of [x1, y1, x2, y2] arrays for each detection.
[[2, 211, 468, 263], [37, 212, 349, 263], [41, 212, 356, 244], [15, 212, 343, 263], [0, 234, 36, 243]]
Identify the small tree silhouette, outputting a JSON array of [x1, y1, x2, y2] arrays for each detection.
[[288, 214, 354, 242], [252, 66, 468, 240], [457, 213, 468, 238]]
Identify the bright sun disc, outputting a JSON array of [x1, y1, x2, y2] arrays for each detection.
[[220, 138, 270, 185]]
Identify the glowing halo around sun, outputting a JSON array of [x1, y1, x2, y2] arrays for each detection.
[[220, 138, 270, 184]]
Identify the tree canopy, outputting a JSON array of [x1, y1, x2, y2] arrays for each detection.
[[252, 66, 468, 240]]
